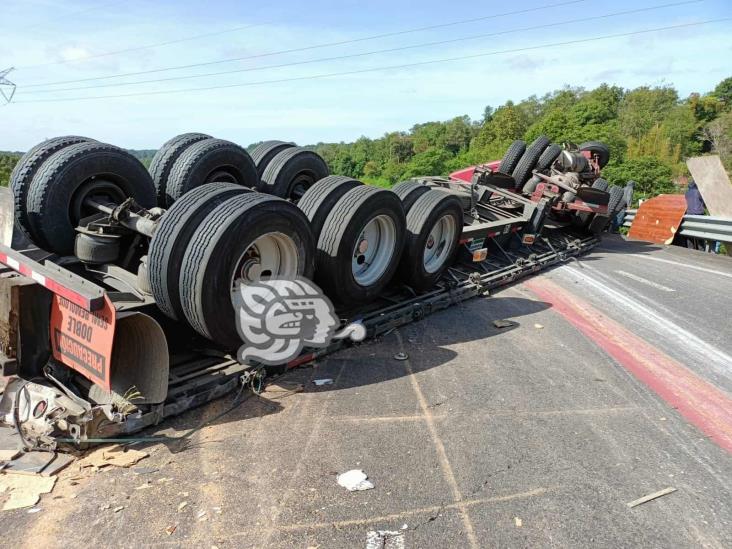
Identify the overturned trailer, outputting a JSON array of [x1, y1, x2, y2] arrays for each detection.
[[0, 134, 621, 448]]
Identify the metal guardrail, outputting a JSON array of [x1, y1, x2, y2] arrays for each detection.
[[622, 209, 636, 228], [623, 209, 732, 243]]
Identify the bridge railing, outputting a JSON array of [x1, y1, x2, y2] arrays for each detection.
[[623, 210, 732, 243]]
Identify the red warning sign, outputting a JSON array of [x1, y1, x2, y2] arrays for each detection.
[[50, 294, 115, 391]]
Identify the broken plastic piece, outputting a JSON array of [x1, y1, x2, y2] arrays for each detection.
[[337, 469, 374, 491], [313, 379, 334, 386]]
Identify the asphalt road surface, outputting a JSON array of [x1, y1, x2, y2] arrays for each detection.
[[2, 235, 731, 548]]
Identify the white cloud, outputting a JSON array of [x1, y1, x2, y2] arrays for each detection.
[[2, 7, 731, 150]]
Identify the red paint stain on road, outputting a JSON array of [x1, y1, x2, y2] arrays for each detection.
[[525, 276, 732, 454]]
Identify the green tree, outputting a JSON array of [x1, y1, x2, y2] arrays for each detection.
[[473, 101, 529, 149], [661, 104, 700, 156], [401, 148, 452, 179], [703, 111, 732, 170], [569, 84, 624, 127], [386, 133, 414, 163], [0, 154, 21, 187], [441, 116, 474, 155], [602, 156, 675, 200], [524, 108, 576, 143], [618, 86, 678, 139], [712, 76, 732, 109]]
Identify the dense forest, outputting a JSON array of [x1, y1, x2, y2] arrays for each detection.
[[2, 78, 731, 204], [308, 77, 732, 201]]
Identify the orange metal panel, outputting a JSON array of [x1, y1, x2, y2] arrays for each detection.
[[628, 194, 687, 245], [50, 294, 116, 391]]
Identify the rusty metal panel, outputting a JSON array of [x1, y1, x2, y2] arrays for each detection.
[[0, 275, 33, 359], [687, 155, 732, 218], [628, 194, 687, 244], [0, 274, 52, 377]]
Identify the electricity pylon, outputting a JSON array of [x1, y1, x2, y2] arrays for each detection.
[[0, 68, 16, 104]]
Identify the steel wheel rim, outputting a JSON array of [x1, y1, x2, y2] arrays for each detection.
[[231, 231, 299, 288], [423, 214, 456, 274], [352, 214, 396, 286]]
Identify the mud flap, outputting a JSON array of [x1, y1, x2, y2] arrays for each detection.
[[87, 311, 169, 405]]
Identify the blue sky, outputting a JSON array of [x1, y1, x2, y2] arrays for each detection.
[[1, 0, 730, 150]]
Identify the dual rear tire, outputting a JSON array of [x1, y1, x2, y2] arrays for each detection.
[[13, 140, 156, 255], [309, 185, 405, 305], [149, 185, 314, 347], [398, 189, 463, 292]]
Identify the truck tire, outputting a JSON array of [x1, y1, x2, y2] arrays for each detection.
[[148, 182, 252, 320], [259, 147, 330, 200], [592, 178, 609, 192], [179, 192, 314, 346], [392, 180, 430, 213], [512, 135, 550, 190], [498, 140, 526, 174], [11, 135, 96, 244], [398, 190, 463, 292], [148, 133, 211, 206], [579, 141, 610, 168], [26, 142, 155, 255], [607, 185, 624, 215], [315, 186, 405, 305], [165, 138, 257, 206], [250, 140, 295, 178], [297, 175, 363, 241], [535, 143, 562, 172], [523, 174, 542, 194]]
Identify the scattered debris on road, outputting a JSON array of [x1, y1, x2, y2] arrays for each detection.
[[366, 530, 405, 549], [78, 445, 148, 470], [515, 517, 523, 527], [313, 378, 334, 386], [534, 323, 544, 329], [0, 473, 56, 511], [627, 487, 677, 508], [493, 319, 517, 329], [393, 352, 409, 361], [262, 381, 305, 399], [337, 469, 374, 491]]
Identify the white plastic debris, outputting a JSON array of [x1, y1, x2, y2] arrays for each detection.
[[313, 378, 334, 386], [337, 469, 374, 491], [366, 530, 405, 549]]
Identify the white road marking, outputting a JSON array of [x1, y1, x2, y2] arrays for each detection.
[[614, 270, 675, 292], [366, 530, 405, 549], [635, 255, 732, 280], [561, 264, 732, 380]]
